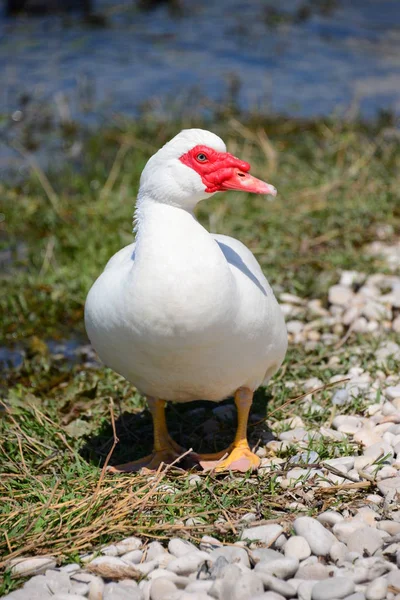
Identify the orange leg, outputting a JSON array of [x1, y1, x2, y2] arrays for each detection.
[[199, 388, 260, 473], [108, 397, 186, 473]]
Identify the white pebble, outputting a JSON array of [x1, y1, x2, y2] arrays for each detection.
[[354, 456, 375, 471], [44, 571, 71, 595], [88, 577, 105, 600], [329, 285, 354, 306], [252, 548, 284, 563], [387, 570, 400, 589], [122, 550, 143, 563], [220, 569, 264, 600], [317, 511, 344, 526], [353, 506, 378, 527], [298, 580, 318, 600], [199, 535, 223, 552], [166, 551, 209, 575], [376, 466, 398, 481], [377, 476, 400, 497], [104, 582, 141, 600], [333, 415, 363, 435], [386, 386, 400, 401], [9, 557, 57, 578], [364, 441, 393, 462], [320, 427, 347, 441], [353, 429, 382, 447], [60, 564, 80, 574], [333, 520, 366, 543], [366, 494, 384, 505], [365, 576, 388, 600], [287, 320, 304, 334], [146, 568, 181, 581], [329, 541, 347, 563], [240, 512, 257, 524], [256, 574, 296, 597], [185, 581, 213, 593], [70, 582, 88, 596], [284, 536, 311, 561], [254, 557, 299, 580], [86, 556, 141, 579], [241, 524, 283, 546], [296, 562, 332, 580], [145, 542, 166, 562], [150, 578, 177, 600], [115, 536, 142, 553], [293, 517, 337, 557], [209, 546, 250, 567], [279, 428, 309, 442], [101, 544, 118, 556], [274, 534, 287, 550], [378, 520, 400, 535], [188, 474, 203, 487], [332, 389, 350, 406], [311, 577, 355, 600], [168, 538, 198, 558], [289, 451, 320, 464], [382, 402, 398, 416], [340, 270, 362, 286]]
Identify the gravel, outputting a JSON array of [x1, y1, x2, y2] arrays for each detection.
[[6, 512, 398, 599]]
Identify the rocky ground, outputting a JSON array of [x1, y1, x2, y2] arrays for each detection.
[[2, 256, 400, 600]]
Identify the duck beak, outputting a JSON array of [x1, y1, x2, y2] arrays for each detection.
[[218, 168, 277, 196]]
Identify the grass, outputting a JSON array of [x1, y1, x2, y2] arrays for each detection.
[[1, 111, 400, 593]]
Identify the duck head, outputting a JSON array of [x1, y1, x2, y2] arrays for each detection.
[[137, 129, 277, 210]]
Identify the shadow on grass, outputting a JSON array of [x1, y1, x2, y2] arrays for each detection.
[[81, 388, 274, 468]]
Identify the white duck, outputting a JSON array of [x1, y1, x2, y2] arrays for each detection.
[[85, 129, 287, 472]]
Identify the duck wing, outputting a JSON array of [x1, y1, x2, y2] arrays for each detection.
[[103, 242, 136, 272], [211, 233, 271, 297]]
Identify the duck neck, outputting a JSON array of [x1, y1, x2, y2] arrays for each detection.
[[132, 195, 227, 275], [134, 196, 199, 253]]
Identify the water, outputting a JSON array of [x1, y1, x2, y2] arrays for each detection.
[[0, 338, 99, 370], [1, 0, 400, 121]]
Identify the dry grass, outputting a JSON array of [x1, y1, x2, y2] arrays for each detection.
[[0, 366, 378, 574]]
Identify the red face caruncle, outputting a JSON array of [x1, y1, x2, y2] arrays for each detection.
[[179, 145, 250, 193], [179, 145, 277, 196]]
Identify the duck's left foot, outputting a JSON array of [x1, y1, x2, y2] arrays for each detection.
[[200, 445, 260, 473]]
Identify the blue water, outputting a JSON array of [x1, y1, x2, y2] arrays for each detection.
[[1, 0, 400, 120], [0, 338, 99, 370]]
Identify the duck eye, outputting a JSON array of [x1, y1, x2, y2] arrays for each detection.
[[196, 153, 208, 162]]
